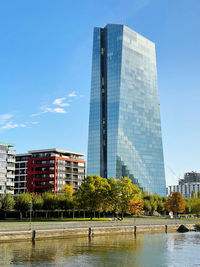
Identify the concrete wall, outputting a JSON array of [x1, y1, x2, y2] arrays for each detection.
[[0, 224, 196, 243]]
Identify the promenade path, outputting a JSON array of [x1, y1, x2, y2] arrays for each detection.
[[0, 218, 199, 232]]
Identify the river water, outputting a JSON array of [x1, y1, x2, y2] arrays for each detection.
[[0, 232, 200, 267]]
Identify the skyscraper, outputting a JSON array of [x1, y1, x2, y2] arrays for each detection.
[[87, 24, 166, 195]]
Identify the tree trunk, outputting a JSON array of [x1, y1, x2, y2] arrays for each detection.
[[73, 210, 75, 219], [83, 210, 85, 218], [90, 211, 93, 220], [93, 211, 95, 218], [20, 212, 23, 220]]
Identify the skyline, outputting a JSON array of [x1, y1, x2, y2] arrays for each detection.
[[0, 0, 200, 186]]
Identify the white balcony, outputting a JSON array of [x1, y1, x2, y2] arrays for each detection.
[[7, 158, 15, 163], [8, 150, 16, 155], [7, 174, 15, 179], [7, 166, 15, 171], [6, 181, 14, 187]]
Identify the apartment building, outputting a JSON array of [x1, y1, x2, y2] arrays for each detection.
[[15, 148, 85, 194], [167, 172, 200, 198], [0, 142, 15, 195]]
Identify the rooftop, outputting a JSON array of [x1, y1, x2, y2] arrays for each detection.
[[0, 142, 15, 148], [28, 148, 85, 157]]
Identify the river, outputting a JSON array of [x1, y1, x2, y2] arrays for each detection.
[[0, 232, 199, 266]]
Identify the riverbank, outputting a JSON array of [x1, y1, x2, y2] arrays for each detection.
[[0, 219, 197, 242]]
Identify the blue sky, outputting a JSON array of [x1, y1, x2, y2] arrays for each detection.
[[0, 0, 200, 186]]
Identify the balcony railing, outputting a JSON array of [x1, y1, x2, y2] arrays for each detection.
[[8, 150, 16, 155], [7, 166, 15, 171], [7, 158, 15, 163], [6, 181, 14, 186], [7, 174, 15, 179]]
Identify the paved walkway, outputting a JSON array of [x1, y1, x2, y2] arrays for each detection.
[[0, 218, 199, 232]]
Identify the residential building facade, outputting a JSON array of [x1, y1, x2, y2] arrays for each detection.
[[87, 24, 166, 195], [167, 172, 200, 198], [15, 154, 30, 195], [0, 142, 15, 195], [15, 149, 85, 194]]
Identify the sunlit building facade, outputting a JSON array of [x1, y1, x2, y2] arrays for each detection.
[[87, 24, 166, 195], [0, 142, 15, 195]]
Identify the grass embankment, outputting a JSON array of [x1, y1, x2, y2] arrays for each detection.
[[0, 217, 113, 223]]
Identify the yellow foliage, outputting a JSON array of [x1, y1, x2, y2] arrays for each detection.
[[61, 184, 73, 198]]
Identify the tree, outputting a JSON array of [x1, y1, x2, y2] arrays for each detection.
[[143, 199, 152, 214], [129, 201, 144, 215], [143, 194, 157, 215], [57, 194, 73, 210], [0, 194, 15, 214], [191, 199, 200, 214], [42, 192, 58, 211], [15, 193, 32, 219], [165, 192, 185, 215], [74, 175, 110, 219], [61, 184, 73, 199], [32, 194, 44, 211], [107, 178, 122, 215], [118, 177, 143, 218], [185, 198, 192, 213], [191, 191, 196, 199]]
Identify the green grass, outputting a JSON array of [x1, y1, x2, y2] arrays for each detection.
[[0, 217, 112, 223]]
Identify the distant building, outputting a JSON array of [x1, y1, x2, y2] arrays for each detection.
[[167, 172, 200, 198], [15, 153, 31, 195], [0, 142, 15, 195], [15, 148, 85, 194], [87, 24, 166, 195]]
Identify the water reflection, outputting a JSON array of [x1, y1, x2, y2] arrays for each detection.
[[0, 232, 199, 266]]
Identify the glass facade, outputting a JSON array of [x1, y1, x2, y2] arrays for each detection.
[[87, 24, 166, 196]]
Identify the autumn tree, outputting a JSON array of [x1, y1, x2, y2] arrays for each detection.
[[165, 192, 185, 215], [61, 184, 73, 199], [118, 177, 143, 219], [128, 201, 144, 215]]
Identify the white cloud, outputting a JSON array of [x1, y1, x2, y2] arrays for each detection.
[[0, 113, 13, 125], [31, 111, 46, 117], [50, 107, 67, 114], [68, 91, 77, 97], [31, 121, 39, 125], [42, 107, 67, 114], [2, 121, 26, 129], [53, 97, 70, 107]]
